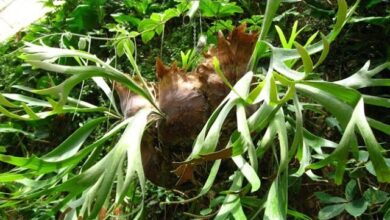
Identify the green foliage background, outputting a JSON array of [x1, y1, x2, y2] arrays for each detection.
[[0, 0, 389, 219]]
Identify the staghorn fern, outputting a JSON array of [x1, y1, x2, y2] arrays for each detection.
[[0, 0, 389, 219]]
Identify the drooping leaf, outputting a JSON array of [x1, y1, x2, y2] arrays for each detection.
[[264, 174, 288, 220], [308, 99, 390, 183], [294, 42, 313, 74], [0, 93, 18, 108], [264, 109, 288, 219], [50, 109, 151, 219], [313, 33, 330, 68], [0, 117, 105, 172], [232, 155, 260, 193], [21, 43, 157, 109]]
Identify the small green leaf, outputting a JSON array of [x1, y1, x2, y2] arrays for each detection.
[[141, 31, 155, 43], [0, 93, 18, 108], [365, 158, 390, 177], [287, 21, 306, 49], [287, 209, 312, 220], [150, 13, 161, 21], [200, 0, 243, 17], [200, 208, 212, 216], [304, 31, 318, 47], [162, 8, 180, 21], [328, 0, 348, 41], [111, 13, 141, 25], [358, 150, 369, 162], [315, 192, 347, 204], [219, 3, 243, 16], [199, 0, 218, 17], [128, 31, 139, 38], [138, 19, 159, 32], [294, 42, 313, 74], [116, 39, 134, 57], [363, 188, 389, 205], [313, 33, 330, 69], [345, 179, 358, 201], [78, 37, 87, 50], [345, 198, 368, 217], [318, 203, 345, 220]]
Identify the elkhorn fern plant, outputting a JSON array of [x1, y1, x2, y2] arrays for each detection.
[[0, 0, 389, 219]]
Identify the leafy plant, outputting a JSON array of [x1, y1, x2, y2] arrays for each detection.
[[206, 19, 235, 43], [138, 8, 181, 43], [316, 179, 389, 219], [199, 0, 243, 18], [241, 15, 263, 32], [180, 49, 198, 71], [124, 0, 153, 16], [0, 0, 389, 219]]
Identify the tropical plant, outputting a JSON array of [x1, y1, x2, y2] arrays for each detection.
[[0, 0, 389, 219]]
